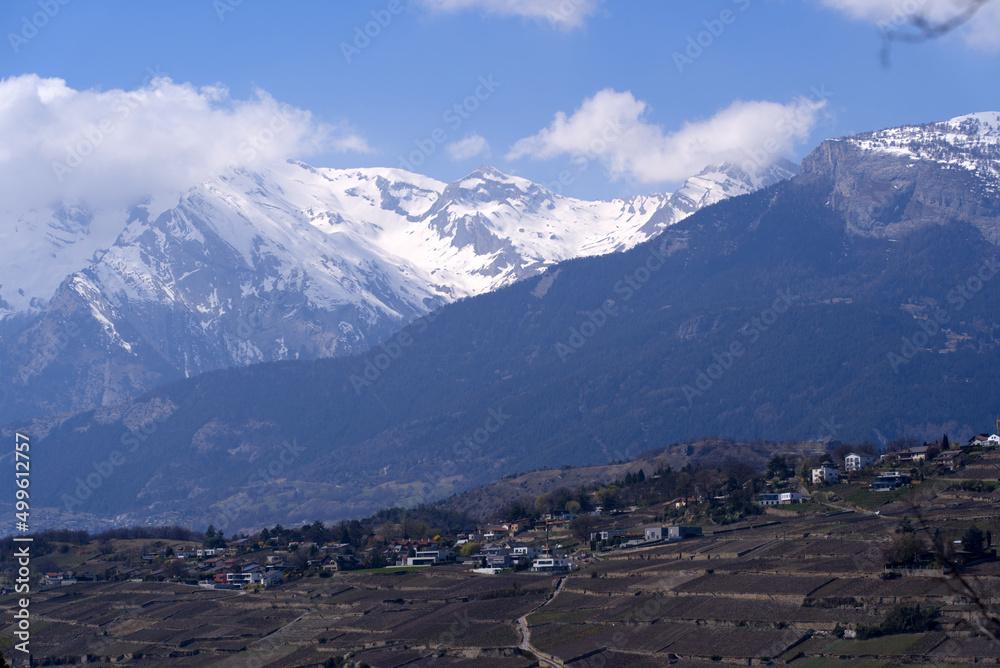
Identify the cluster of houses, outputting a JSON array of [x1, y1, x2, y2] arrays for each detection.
[[472, 541, 572, 573], [885, 446, 967, 471], [199, 541, 378, 588], [41, 572, 83, 587], [969, 434, 1000, 448], [584, 525, 704, 548], [798, 432, 998, 495], [228, 518, 705, 577], [752, 434, 999, 505], [44, 432, 998, 590]]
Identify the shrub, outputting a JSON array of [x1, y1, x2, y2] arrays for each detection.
[[857, 604, 935, 639]]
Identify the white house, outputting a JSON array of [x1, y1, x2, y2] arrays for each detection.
[[228, 569, 282, 587], [530, 556, 571, 572], [405, 549, 454, 567], [597, 529, 627, 541], [645, 526, 665, 541], [196, 548, 225, 558], [505, 542, 541, 560], [226, 571, 264, 586], [755, 491, 803, 505], [644, 526, 703, 541], [812, 465, 840, 485], [845, 452, 876, 471], [989, 435, 1000, 447]]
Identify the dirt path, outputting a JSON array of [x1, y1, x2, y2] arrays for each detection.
[[517, 576, 567, 668]]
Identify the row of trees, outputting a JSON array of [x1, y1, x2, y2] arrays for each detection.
[[0, 525, 199, 571], [888, 518, 992, 567], [206, 505, 477, 556]]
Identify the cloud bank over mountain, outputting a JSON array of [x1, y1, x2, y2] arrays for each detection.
[[0, 74, 369, 214]]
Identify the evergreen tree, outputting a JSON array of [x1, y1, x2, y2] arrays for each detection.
[[766, 455, 789, 479], [962, 525, 985, 556]]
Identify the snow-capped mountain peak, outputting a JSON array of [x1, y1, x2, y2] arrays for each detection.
[[845, 111, 1000, 193], [2, 157, 795, 416]]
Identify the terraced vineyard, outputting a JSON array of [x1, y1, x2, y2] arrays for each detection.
[[6, 476, 1000, 665]]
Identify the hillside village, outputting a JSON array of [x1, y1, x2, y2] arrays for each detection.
[[11, 432, 1000, 591], [6, 435, 1000, 665]]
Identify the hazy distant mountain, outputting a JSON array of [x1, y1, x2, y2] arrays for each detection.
[[9, 113, 1000, 532], [0, 160, 794, 423]]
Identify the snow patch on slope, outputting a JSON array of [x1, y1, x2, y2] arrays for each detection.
[[846, 112, 1000, 191]]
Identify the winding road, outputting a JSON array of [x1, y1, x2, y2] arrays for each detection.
[[517, 576, 568, 668]]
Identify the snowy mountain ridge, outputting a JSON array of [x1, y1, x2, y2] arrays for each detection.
[[845, 111, 1000, 193], [0, 158, 795, 419]]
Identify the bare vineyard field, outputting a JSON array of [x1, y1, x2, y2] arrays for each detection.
[[8, 466, 1000, 665]]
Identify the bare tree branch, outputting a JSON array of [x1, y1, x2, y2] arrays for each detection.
[[881, 0, 994, 66]]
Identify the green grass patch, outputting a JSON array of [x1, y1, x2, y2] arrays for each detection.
[[792, 658, 886, 668], [779, 501, 826, 513], [823, 633, 924, 656], [946, 479, 999, 493], [843, 486, 910, 510]]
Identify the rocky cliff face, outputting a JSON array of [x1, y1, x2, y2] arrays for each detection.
[[801, 112, 1000, 242]]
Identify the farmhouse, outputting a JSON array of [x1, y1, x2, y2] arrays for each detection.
[[42, 572, 77, 587], [937, 450, 966, 471], [897, 445, 929, 462], [321, 554, 360, 572], [481, 523, 520, 540], [844, 452, 876, 471]]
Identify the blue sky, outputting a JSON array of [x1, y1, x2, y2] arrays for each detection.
[[2, 0, 999, 201]]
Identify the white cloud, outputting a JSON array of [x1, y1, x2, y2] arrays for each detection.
[[416, 0, 601, 30], [507, 89, 827, 183], [820, 0, 1000, 52], [446, 133, 490, 160], [0, 74, 370, 213]]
